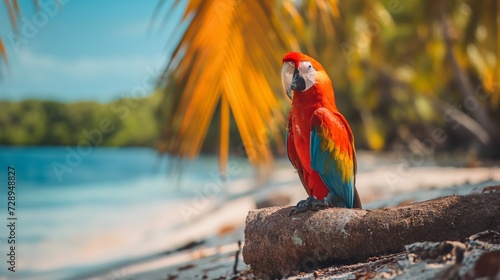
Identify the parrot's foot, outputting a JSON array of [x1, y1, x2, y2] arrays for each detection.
[[289, 196, 330, 216]]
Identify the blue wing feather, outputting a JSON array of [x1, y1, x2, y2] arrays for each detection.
[[310, 109, 355, 208]]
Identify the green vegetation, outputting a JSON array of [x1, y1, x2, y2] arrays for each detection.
[[0, 93, 162, 147]]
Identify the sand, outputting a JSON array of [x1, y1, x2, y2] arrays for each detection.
[[72, 152, 500, 279]]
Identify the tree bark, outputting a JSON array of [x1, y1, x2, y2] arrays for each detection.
[[242, 192, 500, 279]]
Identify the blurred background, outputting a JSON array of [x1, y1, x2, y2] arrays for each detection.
[[0, 0, 499, 279]]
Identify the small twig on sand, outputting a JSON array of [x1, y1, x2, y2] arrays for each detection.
[[232, 240, 242, 277]]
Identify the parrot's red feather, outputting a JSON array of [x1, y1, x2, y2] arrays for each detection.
[[282, 52, 325, 71], [282, 52, 303, 68]]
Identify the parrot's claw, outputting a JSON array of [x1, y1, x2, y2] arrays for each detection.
[[289, 196, 330, 216]]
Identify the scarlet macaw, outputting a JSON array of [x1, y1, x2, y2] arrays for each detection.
[[281, 51, 362, 214]]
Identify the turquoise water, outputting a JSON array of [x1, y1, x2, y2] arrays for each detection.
[[0, 147, 255, 279]]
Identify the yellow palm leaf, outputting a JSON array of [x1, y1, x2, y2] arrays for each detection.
[[0, 38, 7, 62], [158, 0, 298, 174], [1, 0, 21, 66], [4, 0, 19, 32]]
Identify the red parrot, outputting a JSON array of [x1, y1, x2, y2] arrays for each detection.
[[281, 51, 362, 213]]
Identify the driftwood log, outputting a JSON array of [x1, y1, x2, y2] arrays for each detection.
[[243, 192, 500, 279]]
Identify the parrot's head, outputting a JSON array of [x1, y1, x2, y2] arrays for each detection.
[[281, 51, 327, 99]]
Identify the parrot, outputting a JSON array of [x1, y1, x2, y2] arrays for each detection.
[[281, 51, 362, 214]]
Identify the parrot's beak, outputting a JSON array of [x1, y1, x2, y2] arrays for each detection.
[[286, 87, 293, 100], [282, 62, 307, 100], [282, 62, 294, 99], [286, 68, 306, 99]]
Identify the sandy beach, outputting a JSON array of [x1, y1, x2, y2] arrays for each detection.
[[62, 151, 500, 280]]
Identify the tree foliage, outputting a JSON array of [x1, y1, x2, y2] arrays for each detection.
[[158, 0, 500, 172], [0, 93, 162, 147]]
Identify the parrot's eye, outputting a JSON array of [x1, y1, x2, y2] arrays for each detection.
[[300, 62, 313, 72], [298, 61, 316, 92]]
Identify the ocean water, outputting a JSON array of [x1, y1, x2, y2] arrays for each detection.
[[0, 147, 256, 279]]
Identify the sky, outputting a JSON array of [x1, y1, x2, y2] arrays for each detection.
[[0, 0, 187, 103]]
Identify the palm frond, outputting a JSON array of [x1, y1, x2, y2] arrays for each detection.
[[158, 0, 296, 174], [4, 0, 19, 32], [1, 0, 21, 67], [0, 38, 7, 62]]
